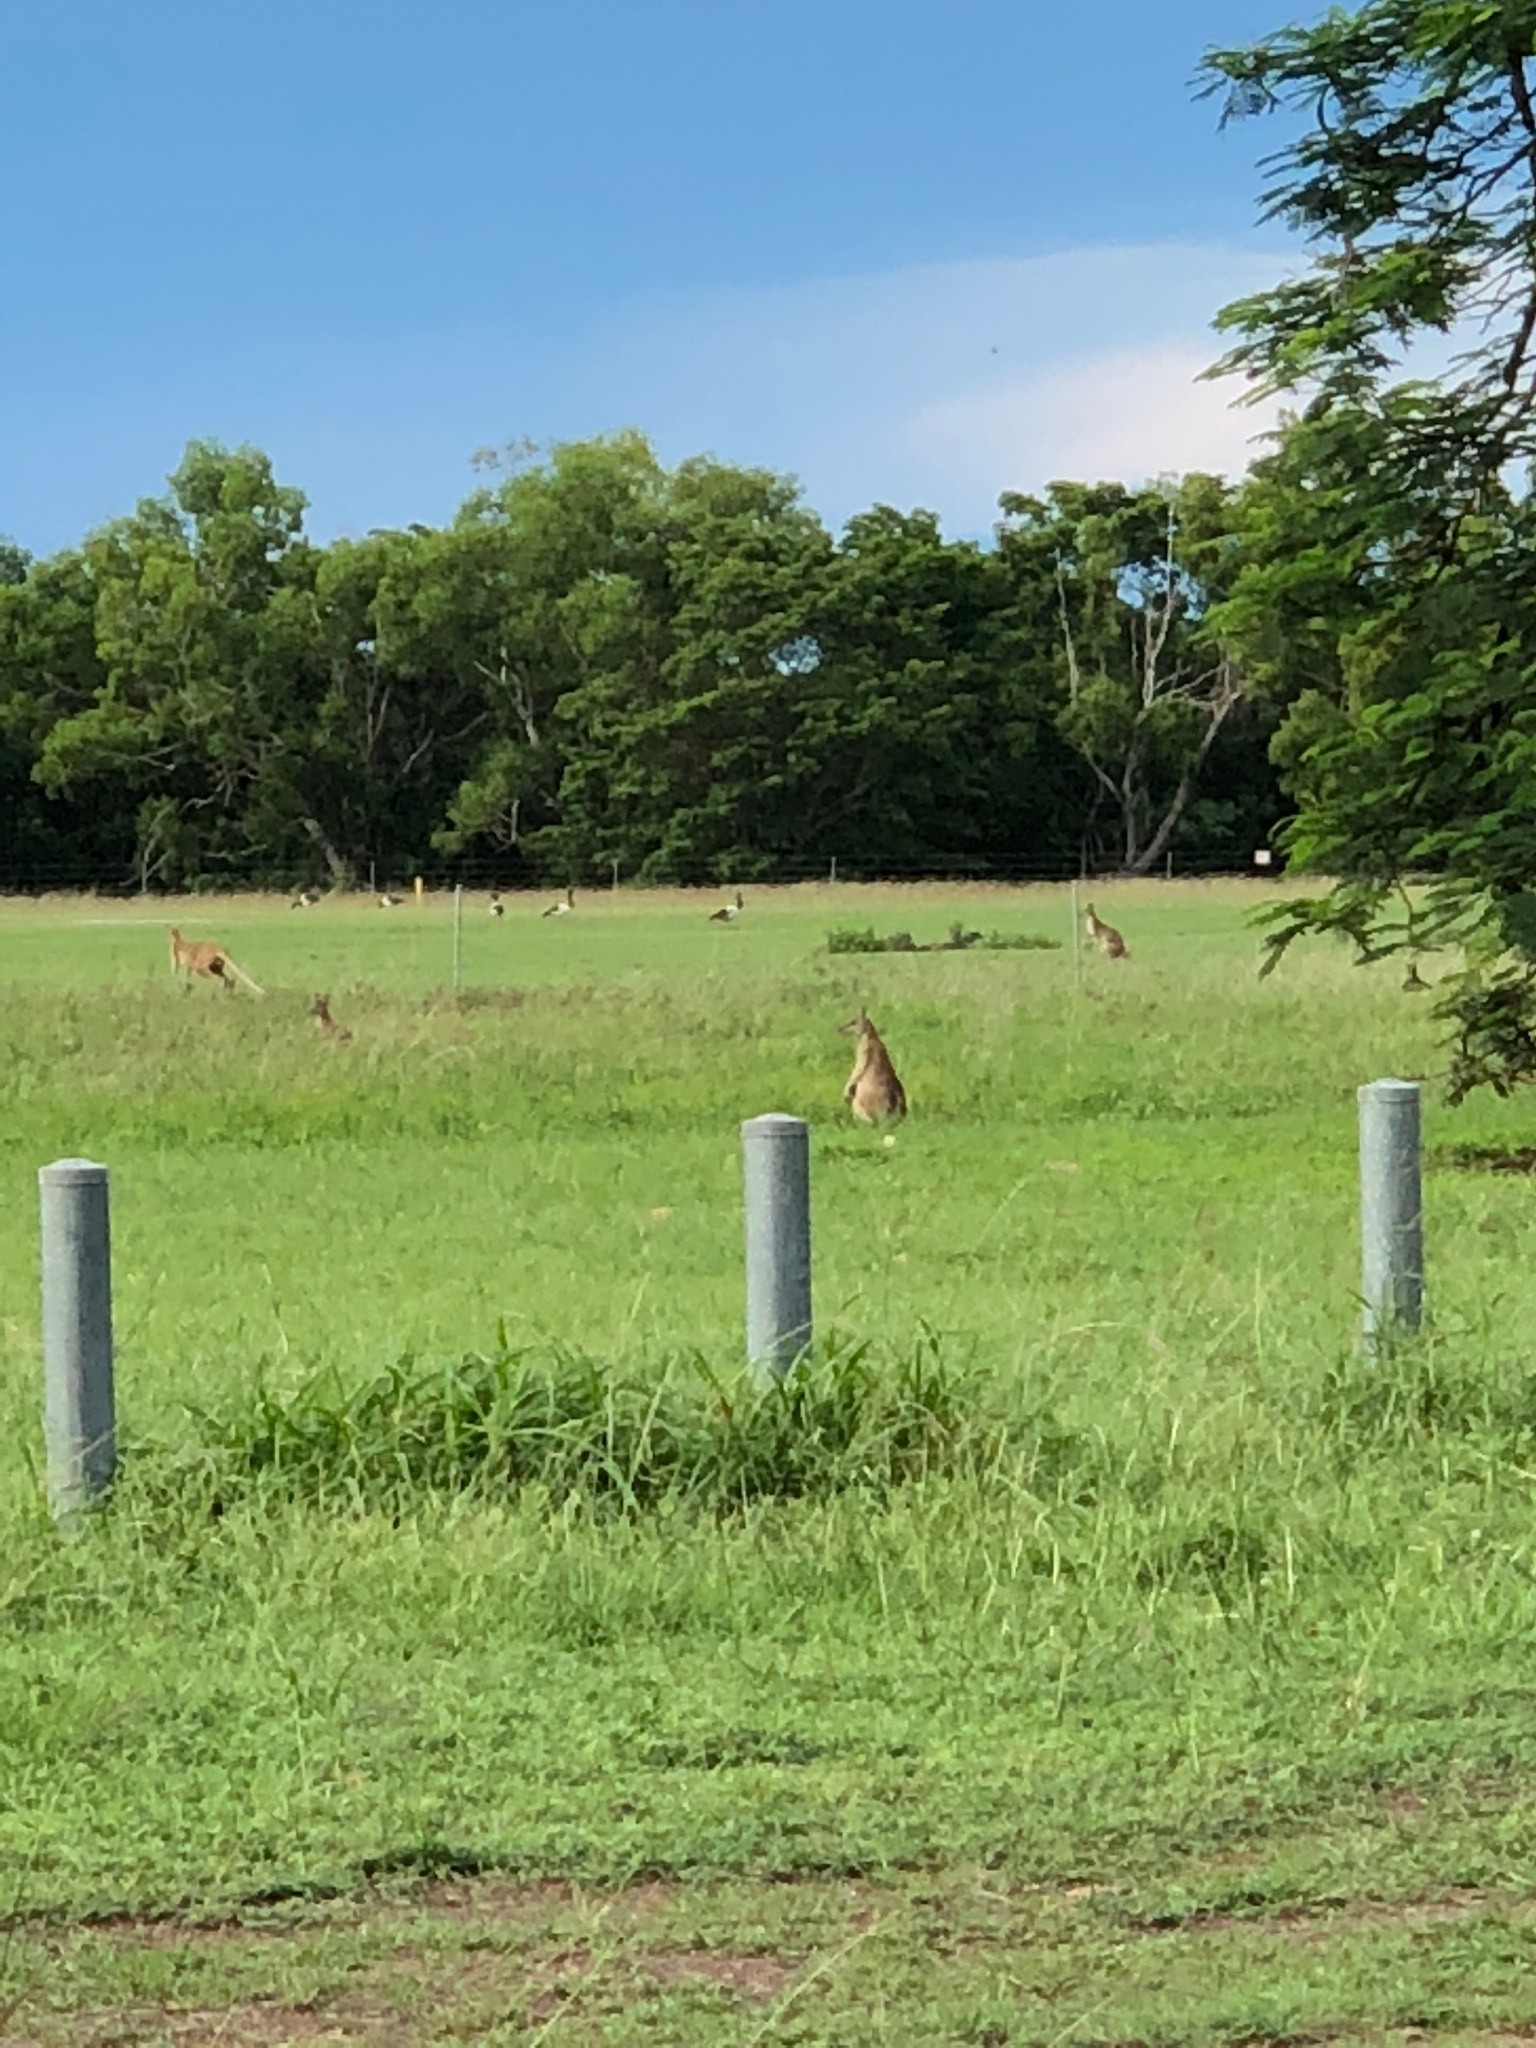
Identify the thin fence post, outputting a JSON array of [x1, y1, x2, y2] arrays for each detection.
[[1070, 879, 1082, 990], [40, 1159, 115, 1518], [1359, 1078, 1423, 1343], [452, 883, 463, 991], [829, 857, 837, 885], [742, 1114, 812, 1383]]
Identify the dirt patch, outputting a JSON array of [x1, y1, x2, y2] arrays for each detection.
[[524, 1944, 797, 2024], [80, 1914, 344, 1952], [77, 1877, 679, 1952], [19, 1998, 412, 2046], [416, 1874, 694, 1933], [410, 1875, 598, 1924], [1136, 1887, 1524, 1941], [641, 1948, 799, 2000], [1379, 1787, 1429, 1821], [1435, 1144, 1536, 1176], [525, 1945, 597, 2025]]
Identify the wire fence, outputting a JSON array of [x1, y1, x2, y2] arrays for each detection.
[[0, 844, 1286, 898]]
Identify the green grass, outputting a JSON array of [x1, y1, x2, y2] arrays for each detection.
[[4, 879, 1536, 2044]]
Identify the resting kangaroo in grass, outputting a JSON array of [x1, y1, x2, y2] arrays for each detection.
[[309, 994, 352, 1043], [839, 1009, 907, 1124], [168, 926, 264, 994], [1084, 901, 1128, 960]]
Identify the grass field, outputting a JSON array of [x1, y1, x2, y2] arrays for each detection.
[[3, 879, 1536, 2044]]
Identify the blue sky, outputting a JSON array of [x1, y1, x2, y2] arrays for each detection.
[[2, 0, 1304, 554]]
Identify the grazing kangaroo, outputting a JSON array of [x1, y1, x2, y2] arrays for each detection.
[[1084, 902, 1129, 960], [168, 927, 264, 995], [310, 993, 353, 1043], [839, 1009, 908, 1124], [709, 889, 744, 924], [1402, 960, 1430, 993], [542, 886, 575, 918]]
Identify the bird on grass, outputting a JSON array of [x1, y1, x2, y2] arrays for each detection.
[[709, 889, 745, 924], [488, 892, 505, 918], [379, 891, 402, 908], [290, 889, 319, 910], [542, 886, 575, 918]]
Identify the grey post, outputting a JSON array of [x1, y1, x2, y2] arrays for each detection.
[[452, 882, 464, 991], [40, 1159, 116, 1516], [1359, 1078, 1423, 1341], [742, 1114, 812, 1381]]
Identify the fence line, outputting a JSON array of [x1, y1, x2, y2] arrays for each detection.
[[0, 850, 1287, 899]]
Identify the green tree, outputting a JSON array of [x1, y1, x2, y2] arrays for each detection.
[[430, 431, 667, 876], [544, 458, 1066, 883], [34, 442, 326, 886], [1203, 0, 1536, 1095], [997, 476, 1250, 873], [0, 550, 128, 884]]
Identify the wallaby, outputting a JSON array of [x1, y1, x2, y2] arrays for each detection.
[[542, 885, 575, 918], [839, 1009, 908, 1124], [168, 926, 264, 995], [310, 993, 353, 1043], [709, 889, 744, 924], [1084, 901, 1128, 960]]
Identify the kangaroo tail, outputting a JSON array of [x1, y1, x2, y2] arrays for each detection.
[[221, 955, 265, 995]]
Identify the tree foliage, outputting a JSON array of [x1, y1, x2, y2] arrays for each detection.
[[0, 435, 1283, 892], [1203, 0, 1536, 1097]]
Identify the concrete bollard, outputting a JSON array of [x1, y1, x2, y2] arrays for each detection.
[[40, 1159, 116, 1516], [742, 1114, 812, 1382], [1359, 1079, 1423, 1342]]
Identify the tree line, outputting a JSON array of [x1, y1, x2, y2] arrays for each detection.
[[0, 434, 1290, 893]]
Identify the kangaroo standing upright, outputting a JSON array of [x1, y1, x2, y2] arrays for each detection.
[[168, 926, 264, 994], [1084, 902, 1129, 960], [839, 1009, 908, 1124]]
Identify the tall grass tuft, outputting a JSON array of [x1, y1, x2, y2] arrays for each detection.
[[171, 1334, 1001, 1516]]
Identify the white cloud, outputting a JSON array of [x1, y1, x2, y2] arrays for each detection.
[[903, 343, 1284, 511], [539, 243, 1290, 535]]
